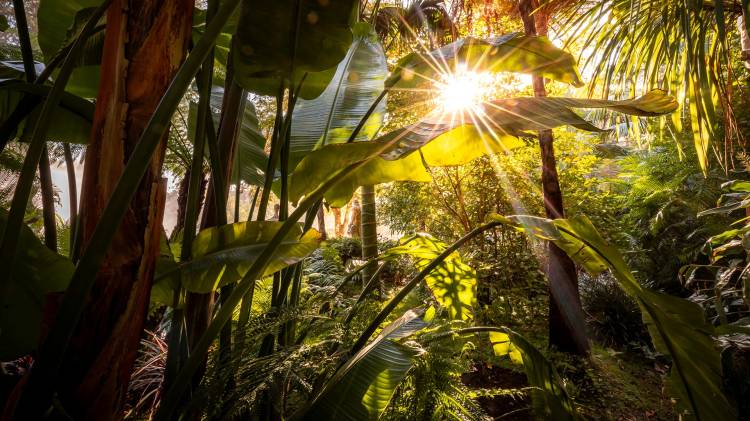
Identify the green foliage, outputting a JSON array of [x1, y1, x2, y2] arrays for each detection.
[[382, 335, 486, 421], [557, 0, 748, 172], [495, 214, 737, 420], [290, 22, 388, 168], [579, 272, 650, 349], [7, 1, 741, 420], [163, 221, 322, 294], [37, 0, 103, 97], [0, 60, 94, 144], [0, 208, 72, 360], [388, 33, 585, 88], [492, 329, 581, 420], [305, 310, 428, 420], [609, 142, 730, 290], [379, 234, 477, 320], [232, 0, 358, 98]]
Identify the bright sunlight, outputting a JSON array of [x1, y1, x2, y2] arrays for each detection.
[[435, 66, 492, 113]]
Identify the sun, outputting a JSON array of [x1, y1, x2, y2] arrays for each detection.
[[435, 67, 491, 113]]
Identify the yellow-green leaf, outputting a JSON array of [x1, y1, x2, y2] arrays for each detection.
[[175, 221, 322, 293], [388, 34, 585, 88], [489, 331, 522, 364]]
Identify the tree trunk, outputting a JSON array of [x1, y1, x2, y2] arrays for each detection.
[[348, 198, 362, 238], [739, 13, 750, 68], [34, 1, 192, 418], [317, 204, 327, 240], [171, 169, 207, 242], [63, 143, 78, 253], [360, 185, 378, 284], [333, 207, 344, 237], [38, 143, 57, 252], [518, 0, 589, 356]]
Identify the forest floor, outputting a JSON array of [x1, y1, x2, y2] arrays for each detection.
[[462, 344, 676, 420]]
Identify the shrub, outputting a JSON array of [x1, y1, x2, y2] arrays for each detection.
[[579, 272, 650, 349]]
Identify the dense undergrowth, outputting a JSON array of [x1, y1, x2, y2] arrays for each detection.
[[1, 0, 750, 419]]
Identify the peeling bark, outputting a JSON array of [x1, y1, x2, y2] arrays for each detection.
[[50, 1, 193, 418]]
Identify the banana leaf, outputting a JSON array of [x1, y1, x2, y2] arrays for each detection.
[[380, 90, 678, 161], [162, 221, 322, 293], [289, 141, 431, 207], [378, 234, 477, 320], [188, 86, 268, 186], [232, 0, 358, 99], [0, 78, 93, 144], [0, 61, 45, 82], [289, 22, 388, 168], [37, 0, 104, 97], [491, 329, 580, 420], [290, 90, 677, 206], [303, 309, 428, 420], [387, 33, 585, 89]]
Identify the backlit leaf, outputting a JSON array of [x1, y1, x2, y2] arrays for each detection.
[[290, 22, 388, 167], [166, 221, 322, 293], [388, 34, 585, 88], [304, 309, 428, 420]]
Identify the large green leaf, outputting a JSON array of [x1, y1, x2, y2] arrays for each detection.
[[0, 77, 93, 144], [234, 100, 268, 186], [191, 5, 239, 72], [380, 90, 677, 161], [289, 142, 431, 207], [289, 22, 388, 168], [232, 0, 358, 98], [0, 61, 45, 82], [387, 33, 585, 89], [290, 90, 676, 206], [379, 234, 477, 320], [492, 214, 736, 420], [171, 221, 322, 293], [304, 309, 428, 420], [37, 0, 104, 97], [0, 209, 73, 360], [491, 329, 580, 420]]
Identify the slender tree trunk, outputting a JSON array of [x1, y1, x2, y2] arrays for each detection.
[[518, 0, 589, 355], [360, 185, 378, 285], [183, 80, 246, 415], [316, 205, 327, 240], [63, 143, 78, 251], [333, 207, 344, 237], [740, 13, 750, 68], [348, 198, 362, 238], [40, 1, 193, 418], [38, 144, 57, 251], [171, 169, 208, 242], [171, 170, 191, 241], [12, 0, 57, 252]]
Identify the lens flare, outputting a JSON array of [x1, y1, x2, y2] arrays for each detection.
[[436, 67, 491, 113]]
